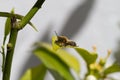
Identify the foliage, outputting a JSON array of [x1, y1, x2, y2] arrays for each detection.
[[20, 36, 120, 80], [21, 64, 47, 80], [0, 0, 45, 80], [0, 0, 120, 80]]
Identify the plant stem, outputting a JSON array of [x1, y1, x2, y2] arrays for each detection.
[[2, 0, 45, 80], [0, 12, 23, 19], [3, 29, 18, 80], [19, 0, 45, 29], [1, 46, 5, 72]]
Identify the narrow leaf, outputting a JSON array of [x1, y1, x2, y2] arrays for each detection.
[[36, 43, 80, 73], [34, 43, 75, 80], [75, 47, 98, 65], [21, 64, 47, 80], [3, 17, 11, 44], [49, 69, 64, 80], [104, 63, 120, 75], [3, 8, 14, 44], [56, 50, 80, 73]]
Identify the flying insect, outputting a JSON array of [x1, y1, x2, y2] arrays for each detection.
[[54, 31, 77, 47]]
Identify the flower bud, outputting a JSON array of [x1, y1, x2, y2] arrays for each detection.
[[86, 75, 97, 80]]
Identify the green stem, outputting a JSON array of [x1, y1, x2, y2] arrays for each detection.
[[2, 0, 45, 80], [19, 0, 45, 29], [3, 29, 18, 80], [1, 46, 5, 72]]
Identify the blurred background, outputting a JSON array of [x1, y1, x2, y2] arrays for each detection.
[[0, 0, 120, 80]]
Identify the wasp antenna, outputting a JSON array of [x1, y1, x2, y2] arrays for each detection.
[[54, 31, 58, 36]]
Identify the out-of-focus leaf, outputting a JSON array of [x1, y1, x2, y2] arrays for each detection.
[[34, 43, 76, 80], [104, 63, 120, 75], [49, 69, 64, 80], [56, 50, 80, 73], [75, 47, 98, 65], [20, 64, 46, 80], [35, 43, 80, 73]]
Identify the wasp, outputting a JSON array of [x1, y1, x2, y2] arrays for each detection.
[[54, 32, 77, 47]]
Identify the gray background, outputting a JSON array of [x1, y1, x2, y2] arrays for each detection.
[[0, 0, 120, 80]]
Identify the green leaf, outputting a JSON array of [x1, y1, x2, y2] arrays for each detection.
[[56, 50, 80, 73], [49, 69, 65, 80], [34, 43, 76, 80], [104, 63, 120, 75], [75, 47, 98, 65], [20, 64, 47, 80], [36, 43, 80, 73], [3, 17, 11, 44], [3, 9, 15, 44]]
